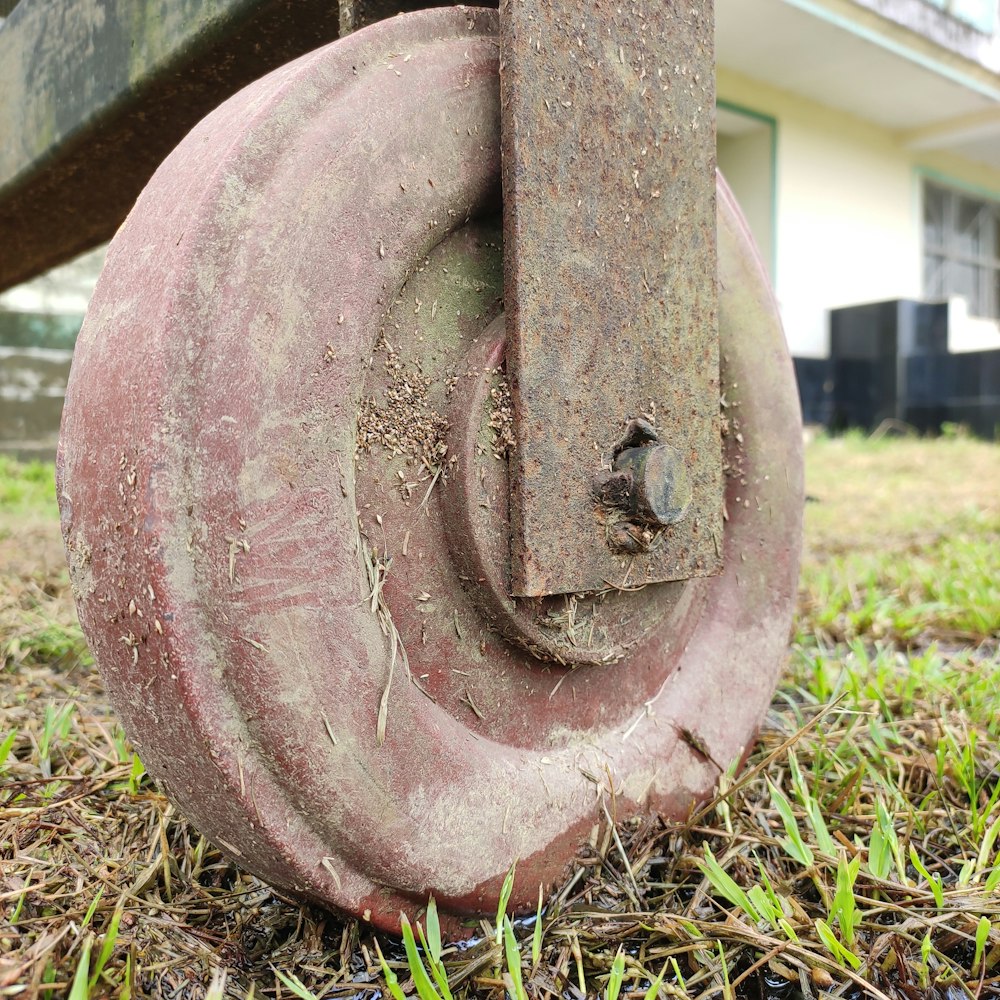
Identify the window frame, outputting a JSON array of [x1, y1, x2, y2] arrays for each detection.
[[923, 179, 1000, 320]]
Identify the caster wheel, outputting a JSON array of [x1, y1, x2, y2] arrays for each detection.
[[58, 6, 803, 933]]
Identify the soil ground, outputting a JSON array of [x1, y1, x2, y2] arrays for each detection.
[[1, 436, 998, 999]]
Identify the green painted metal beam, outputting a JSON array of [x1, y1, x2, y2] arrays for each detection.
[[0, 0, 347, 291]]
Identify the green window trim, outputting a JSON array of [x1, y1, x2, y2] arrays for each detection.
[[716, 99, 779, 282]]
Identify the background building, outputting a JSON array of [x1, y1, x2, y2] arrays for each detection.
[[717, 0, 1000, 360], [3, 0, 1000, 451]]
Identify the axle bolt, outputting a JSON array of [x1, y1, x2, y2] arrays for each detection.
[[615, 441, 692, 527], [594, 418, 692, 530]]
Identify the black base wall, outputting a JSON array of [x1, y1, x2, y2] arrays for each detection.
[[793, 299, 999, 439]]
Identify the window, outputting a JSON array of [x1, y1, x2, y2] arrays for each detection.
[[922, 0, 997, 34], [923, 182, 1000, 319]]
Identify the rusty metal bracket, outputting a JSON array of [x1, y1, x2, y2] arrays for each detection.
[[500, 0, 722, 597]]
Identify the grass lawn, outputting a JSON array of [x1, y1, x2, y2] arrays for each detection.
[[1, 435, 998, 999]]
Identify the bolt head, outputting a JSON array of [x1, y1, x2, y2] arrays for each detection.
[[615, 443, 692, 527]]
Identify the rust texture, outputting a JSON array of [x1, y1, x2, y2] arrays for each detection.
[[500, 0, 722, 597]]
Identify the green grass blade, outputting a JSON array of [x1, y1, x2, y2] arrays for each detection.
[[122, 953, 132, 1000], [606, 947, 626, 1000], [909, 846, 944, 908], [503, 916, 528, 1000], [808, 799, 837, 856], [974, 916, 991, 968], [374, 939, 409, 1000], [272, 968, 321, 1000], [698, 844, 762, 923], [68, 938, 92, 1000], [643, 962, 668, 1000], [717, 941, 733, 1000], [984, 864, 1000, 893], [10, 879, 28, 925], [777, 918, 800, 943], [670, 957, 687, 993], [919, 932, 932, 990], [757, 864, 787, 919], [401, 914, 444, 1000], [974, 816, 1000, 882], [89, 904, 122, 989], [416, 919, 453, 1000], [747, 885, 778, 926], [0, 730, 16, 770], [815, 919, 861, 970], [127, 754, 145, 794], [41, 962, 57, 1000], [830, 853, 860, 948], [495, 861, 517, 949], [867, 809, 893, 880], [768, 780, 814, 867], [80, 888, 103, 930], [531, 884, 544, 968], [425, 896, 442, 965]]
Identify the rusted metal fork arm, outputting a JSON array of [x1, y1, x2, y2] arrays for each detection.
[[500, 0, 722, 597]]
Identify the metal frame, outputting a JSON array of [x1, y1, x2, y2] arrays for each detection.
[[0, 0, 350, 290], [500, 0, 722, 595], [2, 0, 723, 596]]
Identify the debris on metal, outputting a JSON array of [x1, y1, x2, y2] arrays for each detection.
[[500, 0, 723, 597]]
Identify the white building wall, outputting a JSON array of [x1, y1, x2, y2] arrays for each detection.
[[718, 65, 1000, 357], [717, 127, 775, 279]]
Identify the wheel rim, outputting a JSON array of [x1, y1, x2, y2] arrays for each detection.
[[59, 6, 803, 933]]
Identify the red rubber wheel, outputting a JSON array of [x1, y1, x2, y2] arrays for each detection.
[[58, 7, 802, 934]]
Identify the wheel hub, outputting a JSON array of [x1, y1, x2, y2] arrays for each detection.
[[355, 220, 691, 684]]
